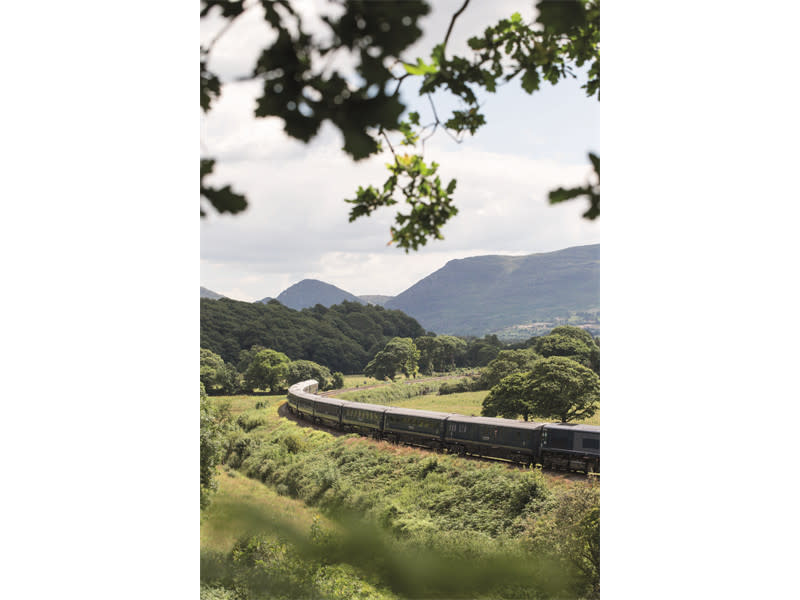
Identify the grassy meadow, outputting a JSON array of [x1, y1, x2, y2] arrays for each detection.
[[203, 378, 600, 598], [333, 384, 601, 426]]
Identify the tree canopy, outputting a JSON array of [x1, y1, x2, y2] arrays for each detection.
[[481, 356, 599, 423], [201, 297, 425, 373], [200, 0, 599, 248], [534, 326, 599, 373], [244, 348, 291, 392], [478, 347, 541, 390], [201, 348, 241, 394], [200, 383, 231, 509], [364, 337, 420, 381], [415, 334, 468, 374]]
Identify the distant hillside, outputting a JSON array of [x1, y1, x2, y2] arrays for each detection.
[[276, 279, 366, 310], [359, 295, 394, 306], [200, 298, 425, 373], [200, 286, 226, 300], [384, 244, 599, 337], [255, 297, 273, 304]]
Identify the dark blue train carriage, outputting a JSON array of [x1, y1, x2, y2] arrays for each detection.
[[340, 400, 388, 437], [381, 407, 453, 449], [444, 415, 544, 464], [540, 423, 600, 473]]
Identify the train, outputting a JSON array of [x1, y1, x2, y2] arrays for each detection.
[[286, 380, 600, 474]]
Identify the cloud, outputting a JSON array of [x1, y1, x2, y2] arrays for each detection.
[[200, 1, 599, 303]]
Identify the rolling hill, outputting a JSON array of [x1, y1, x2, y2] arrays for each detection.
[[384, 244, 599, 336], [275, 279, 366, 310], [200, 286, 226, 300]]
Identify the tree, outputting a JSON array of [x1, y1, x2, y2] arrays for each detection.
[[526, 356, 599, 423], [364, 337, 420, 381], [200, 0, 599, 248], [244, 348, 291, 392], [534, 326, 599, 374], [201, 348, 242, 394], [416, 334, 467, 374], [287, 359, 334, 390], [463, 334, 503, 367], [481, 372, 533, 421], [200, 382, 230, 509], [481, 356, 598, 423], [478, 348, 540, 389]]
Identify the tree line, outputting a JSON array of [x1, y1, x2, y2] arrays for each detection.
[[202, 301, 600, 425]]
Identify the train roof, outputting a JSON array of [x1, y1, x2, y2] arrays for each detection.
[[445, 414, 545, 429], [383, 406, 455, 420], [543, 422, 600, 433], [339, 400, 390, 413]]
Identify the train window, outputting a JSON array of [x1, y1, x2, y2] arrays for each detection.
[[546, 429, 572, 449], [459, 423, 468, 433], [582, 438, 599, 450]]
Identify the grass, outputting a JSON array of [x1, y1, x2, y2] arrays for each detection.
[[201, 466, 334, 554], [340, 374, 384, 388], [338, 386, 601, 426]]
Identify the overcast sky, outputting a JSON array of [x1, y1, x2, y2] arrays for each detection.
[[200, 0, 600, 301]]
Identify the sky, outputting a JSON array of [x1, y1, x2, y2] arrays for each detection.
[[200, 0, 600, 301], [5, 3, 800, 597]]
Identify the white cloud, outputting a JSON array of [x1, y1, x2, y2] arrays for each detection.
[[200, 1, 599, 303]]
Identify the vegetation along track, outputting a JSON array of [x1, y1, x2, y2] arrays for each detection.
[[278, 377, 600, 479]]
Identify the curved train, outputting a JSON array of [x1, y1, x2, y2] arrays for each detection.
[[286, 380, 600, 474]]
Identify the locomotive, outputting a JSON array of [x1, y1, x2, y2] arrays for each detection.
[[286, 380, 600, 474]]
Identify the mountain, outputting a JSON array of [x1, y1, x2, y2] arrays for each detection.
[[359, 295, 394, 306], [384, 244, 599, 337], [200, 286, 226, 300], [255, 297, 273, 304], [275, 279, 366, 310]]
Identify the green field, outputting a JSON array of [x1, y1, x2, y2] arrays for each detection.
[[336, 385, 601, 426], [203, 382, 600, 598]]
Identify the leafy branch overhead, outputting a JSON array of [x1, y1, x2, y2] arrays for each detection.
[[200, 0, 599, 246]]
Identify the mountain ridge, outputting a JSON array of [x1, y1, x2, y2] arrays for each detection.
[[384, 244, 599, 336]]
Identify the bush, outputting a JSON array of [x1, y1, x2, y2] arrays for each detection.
[[438, 377, 480, 395]]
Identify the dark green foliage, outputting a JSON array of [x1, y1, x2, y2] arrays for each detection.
[[201, 348, 242, 395], [482, 356, 599, 423], [535, 325, 600, 373], [201, 298, 425, 373], [478, 348, 541, 390], [287, 359, 333, 391], [363, 337, 419, 381], [437, 377, 480, 396], [549, 152, 600, 219], [415, 335, 467, 374], [244, 348, 291, 393], [525, 357, 599, 423], [463, 334, 503, 366], [200, 1, 600, 245], [200, 158, 247, 217], [201, 383, 231, 509], [523, 482, 600, 598], [482, 372, 535, 421], [331, 371, 344, 390], [346, 154, 458, 251]]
